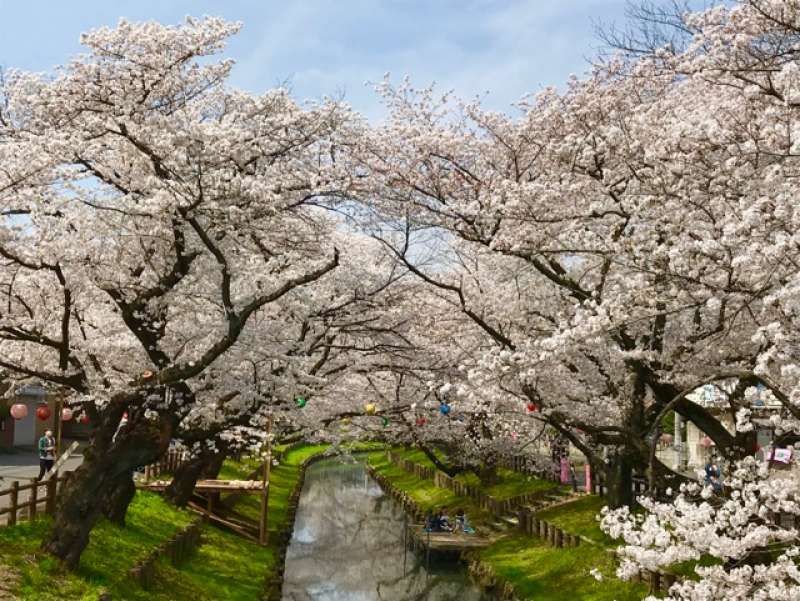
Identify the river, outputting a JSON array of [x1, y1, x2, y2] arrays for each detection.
[[281, 457, 491, 601]]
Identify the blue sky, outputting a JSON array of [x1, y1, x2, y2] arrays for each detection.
[[0, 1, 629, 119]]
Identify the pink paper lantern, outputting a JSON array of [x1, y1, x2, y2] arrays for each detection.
[[61, 408, 73, 421], [700, 436, 714, 448], [10, 403, 28, 420]]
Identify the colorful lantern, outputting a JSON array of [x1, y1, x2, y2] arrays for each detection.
[[341, 417, 351, 425], [35, 405, 52, 421], [61, 408, 73, 421], [700, 436, 714, 448], [526, 402, 538, 413], [415, 417, 427, 427], [382, 417, 389, 427], [439, 403, 451, 416], [364, 403, 377, 415], [79, 413, 90, 425], [10, 403, 28, 420], [295, 397, 307, 408]]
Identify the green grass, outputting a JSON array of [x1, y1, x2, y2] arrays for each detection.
[[0, 492, 197, 600], [0, 444, 330, 601], [455, 468, 562, 500], [391, 446, 562, 501], [162, 526, 273, 601], [367, 451, 493, 528], [480, 534, 648, 601], [535, 495, 614, 545]]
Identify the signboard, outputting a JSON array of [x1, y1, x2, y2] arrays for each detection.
[[772, 447, 793, 464]]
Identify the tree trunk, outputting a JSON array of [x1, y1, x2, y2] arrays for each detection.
[[102, 472, 136, 526], [43, 404, 170, 569], [604, 454, 634, 509], [164, 450, 226, 507], [202, 452, 225, 480], [164, 455, 207, 507]]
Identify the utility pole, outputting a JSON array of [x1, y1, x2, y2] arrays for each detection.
[[259, 413, 273, 545]]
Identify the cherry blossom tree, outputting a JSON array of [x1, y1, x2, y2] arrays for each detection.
[[0, 17, 354, 567]]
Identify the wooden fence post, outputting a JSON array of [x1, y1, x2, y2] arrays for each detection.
[[29, 481, 38, 520], [649, 570, 660, 592], [9, 481, 18, 526]]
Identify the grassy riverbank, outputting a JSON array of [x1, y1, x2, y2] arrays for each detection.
[[0, 491, 272, 601], [367, 448, 649, 601], [0, 444, 328, 601], [389, 446, 565, 500]]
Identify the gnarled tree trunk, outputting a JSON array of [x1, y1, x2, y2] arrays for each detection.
[[603, 452, 635, 509], [164, 448, 226, 507], [43, 403, 171, 569], [102, 472, 137, 526]]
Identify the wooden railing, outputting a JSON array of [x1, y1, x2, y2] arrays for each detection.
[[0, 472, 73, 526], [142, 449, 188, 481], [386, 450, 562, 516]]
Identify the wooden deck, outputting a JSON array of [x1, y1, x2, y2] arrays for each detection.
[[408, 525, 491, 552], [138, 479, 265, 493]]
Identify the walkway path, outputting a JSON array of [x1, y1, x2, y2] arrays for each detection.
[[0, 443, 84, 525]]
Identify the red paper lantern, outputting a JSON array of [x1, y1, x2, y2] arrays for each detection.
[[415, 417, 427, 427], [36, 405, 51, 421], [61, 408, 73, 421], [526, 402, 538, 413], [10, 403, 28, 420], [79, 414, 90, 425]]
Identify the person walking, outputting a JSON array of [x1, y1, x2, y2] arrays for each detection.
[[37, 430, 56, 480]]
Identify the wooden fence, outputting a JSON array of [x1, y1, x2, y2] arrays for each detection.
[[386, 451, 561, 517], [0, 448, 188, 529], [501, 454, 652, 499], [516, 509, 582, 547], [142, 449, 189, 481], [129, 520, 203, 589], [0, 472, 74, 526]]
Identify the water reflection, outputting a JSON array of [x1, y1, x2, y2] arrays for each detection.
[[282, 458, 490, 601]]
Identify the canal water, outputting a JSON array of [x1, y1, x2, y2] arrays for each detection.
[[281, 458, 491, 601]]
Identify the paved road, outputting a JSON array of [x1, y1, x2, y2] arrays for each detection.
[[0, 443, 84, 525], [0, 443, 83, 486]]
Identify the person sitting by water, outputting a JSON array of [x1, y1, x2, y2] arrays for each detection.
[[438, 509, 453, 532], [453, 508, 476, 534], [424, 512, 438, 532], [454, 508, 465, 532]]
